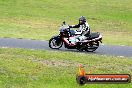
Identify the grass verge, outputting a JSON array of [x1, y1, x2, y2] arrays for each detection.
[[0, 0, 131, 45], [0, 48, 132, 88]]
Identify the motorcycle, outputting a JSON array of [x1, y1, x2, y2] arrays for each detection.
[[49, 21, 102, 52]]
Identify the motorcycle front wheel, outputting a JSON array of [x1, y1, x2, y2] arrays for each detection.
[[49, 38, 63, 49]]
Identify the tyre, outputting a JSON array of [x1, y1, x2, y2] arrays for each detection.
[[49, 38, 63, 49]]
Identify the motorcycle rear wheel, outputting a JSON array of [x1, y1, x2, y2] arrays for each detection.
[[85, 41, 99, 52]]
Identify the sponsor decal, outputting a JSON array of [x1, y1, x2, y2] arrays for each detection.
[[76, 65, 131, 85]]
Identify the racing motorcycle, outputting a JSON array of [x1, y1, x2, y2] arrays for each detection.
[[49, 22, 102, 52]]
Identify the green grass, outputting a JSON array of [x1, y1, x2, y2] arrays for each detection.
[[0, 0, 132, 45], [0, 48, 132, 88], [0, 1, 131, 87]]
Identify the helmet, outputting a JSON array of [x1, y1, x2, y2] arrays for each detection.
[[79, 16, 86, 24]]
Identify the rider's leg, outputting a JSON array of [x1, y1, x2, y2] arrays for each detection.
[[69, 35, 80, 45], [76, 35, 86, 42], [69, 35, 87, 44]]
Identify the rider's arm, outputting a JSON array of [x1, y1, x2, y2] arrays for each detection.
[[69, 24, 80, 28]]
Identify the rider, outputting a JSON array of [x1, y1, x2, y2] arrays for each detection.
[[69, 16, 90, 44]]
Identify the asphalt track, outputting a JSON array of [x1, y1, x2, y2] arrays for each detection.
[[0, 38, 132, 57]]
